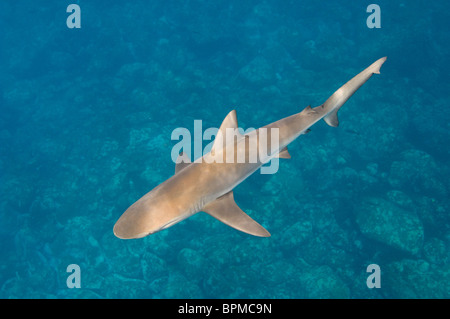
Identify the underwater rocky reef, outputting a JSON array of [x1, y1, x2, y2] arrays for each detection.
[[0, 1, 449, 298]]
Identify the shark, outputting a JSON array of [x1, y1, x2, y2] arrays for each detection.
[[114, 57, 387, 239]]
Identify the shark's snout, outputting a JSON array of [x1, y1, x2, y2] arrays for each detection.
[[113, 205, 154, 239], [113, 218, 153, 239], [113, 219, 132, 239]]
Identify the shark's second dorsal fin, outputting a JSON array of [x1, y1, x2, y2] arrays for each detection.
[[175, 152, 191, 174], [300, 105, 316, 116], [202, 191, 270, 237], [211, 110, 243, 154]]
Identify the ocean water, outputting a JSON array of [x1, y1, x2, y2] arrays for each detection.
[[0, 0, 449, 299]]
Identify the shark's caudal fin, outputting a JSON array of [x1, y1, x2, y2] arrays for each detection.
[[323, 56, 387, 127], [203, 191, 270, 237], [368, 56, 387, 74]]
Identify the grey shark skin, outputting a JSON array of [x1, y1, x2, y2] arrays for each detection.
[[114, 57, 387, 239]]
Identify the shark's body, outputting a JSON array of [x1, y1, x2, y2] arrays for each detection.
[[114, 57, 387, 239]]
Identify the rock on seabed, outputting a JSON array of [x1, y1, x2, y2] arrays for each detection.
[[355, 197, 424, 255]]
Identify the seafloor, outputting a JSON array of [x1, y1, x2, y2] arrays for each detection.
[[0, 1, 449, 298]]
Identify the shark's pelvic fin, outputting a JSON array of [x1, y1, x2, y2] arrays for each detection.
[[211, 110, 243, 154], [276, 146, 291, 159], [203, 191, 271, 237], [175, 152, 192, 174]]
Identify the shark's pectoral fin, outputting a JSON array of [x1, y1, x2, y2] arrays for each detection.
[[203, 191, 270, 237], [175, 152, 192, 174], [324, 108, 339, 127], [276, 146, 291, 159]]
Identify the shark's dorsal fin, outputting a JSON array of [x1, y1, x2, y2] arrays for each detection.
[[276, 146, 291, 159], [202, 191, 270, 237], [175, 152, 191, 174], [211, 110, 243, 154]]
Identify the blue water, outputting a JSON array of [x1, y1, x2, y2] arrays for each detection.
[[1, 1, 449, 298]]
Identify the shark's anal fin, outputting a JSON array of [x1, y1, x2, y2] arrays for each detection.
[[324, 109, 339, 127], [276, 146, 291, 159], [175, 152, 191, 174], [203, 191, 270, 237]]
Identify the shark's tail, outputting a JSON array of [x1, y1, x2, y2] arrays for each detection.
[[369, 56, 388, 74], [323, 57, 387, 127]]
